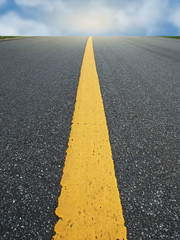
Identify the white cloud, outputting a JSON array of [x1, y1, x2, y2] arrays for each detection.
[[113, 0, 169, 35], [169, 7, 180, 29], [15, 0, 63, 12], [57, 4, 116, 35], [0, 23, 18, 35], [0, 12, 49, 36], [51, 0, 171, 35], [1, 0, 180, 35]]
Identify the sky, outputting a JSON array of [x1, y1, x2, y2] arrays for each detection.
[[0, 0, 180, 36]]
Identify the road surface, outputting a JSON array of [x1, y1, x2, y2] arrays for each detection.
[[0, 36, 179, 239]]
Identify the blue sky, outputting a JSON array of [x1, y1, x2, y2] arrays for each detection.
[[0, 0, 180, 36]]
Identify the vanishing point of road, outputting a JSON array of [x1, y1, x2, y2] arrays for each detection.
[[0, 36, 179, 240]]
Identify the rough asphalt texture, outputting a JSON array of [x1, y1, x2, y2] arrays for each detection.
[[0, 37, 87, 240], [93, 37, 180, 240], [0, 37, 180, 240]]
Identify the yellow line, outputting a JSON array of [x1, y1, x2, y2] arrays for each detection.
[[53, 37, 127, 240]]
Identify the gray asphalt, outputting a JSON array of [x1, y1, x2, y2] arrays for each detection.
[[0, 37, 87, 240], [0, 37, 180, 240], [93, 36, 180, 240]]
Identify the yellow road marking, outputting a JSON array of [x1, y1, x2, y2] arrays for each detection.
[[53, 37, 127, 240]]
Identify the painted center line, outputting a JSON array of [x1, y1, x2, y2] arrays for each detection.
[[53, 37, 127, 240]]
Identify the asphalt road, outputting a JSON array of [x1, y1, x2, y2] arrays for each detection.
[[93, 36, 180, 240], [0, 37, 87, 240], [1, 37, 180, 240]]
